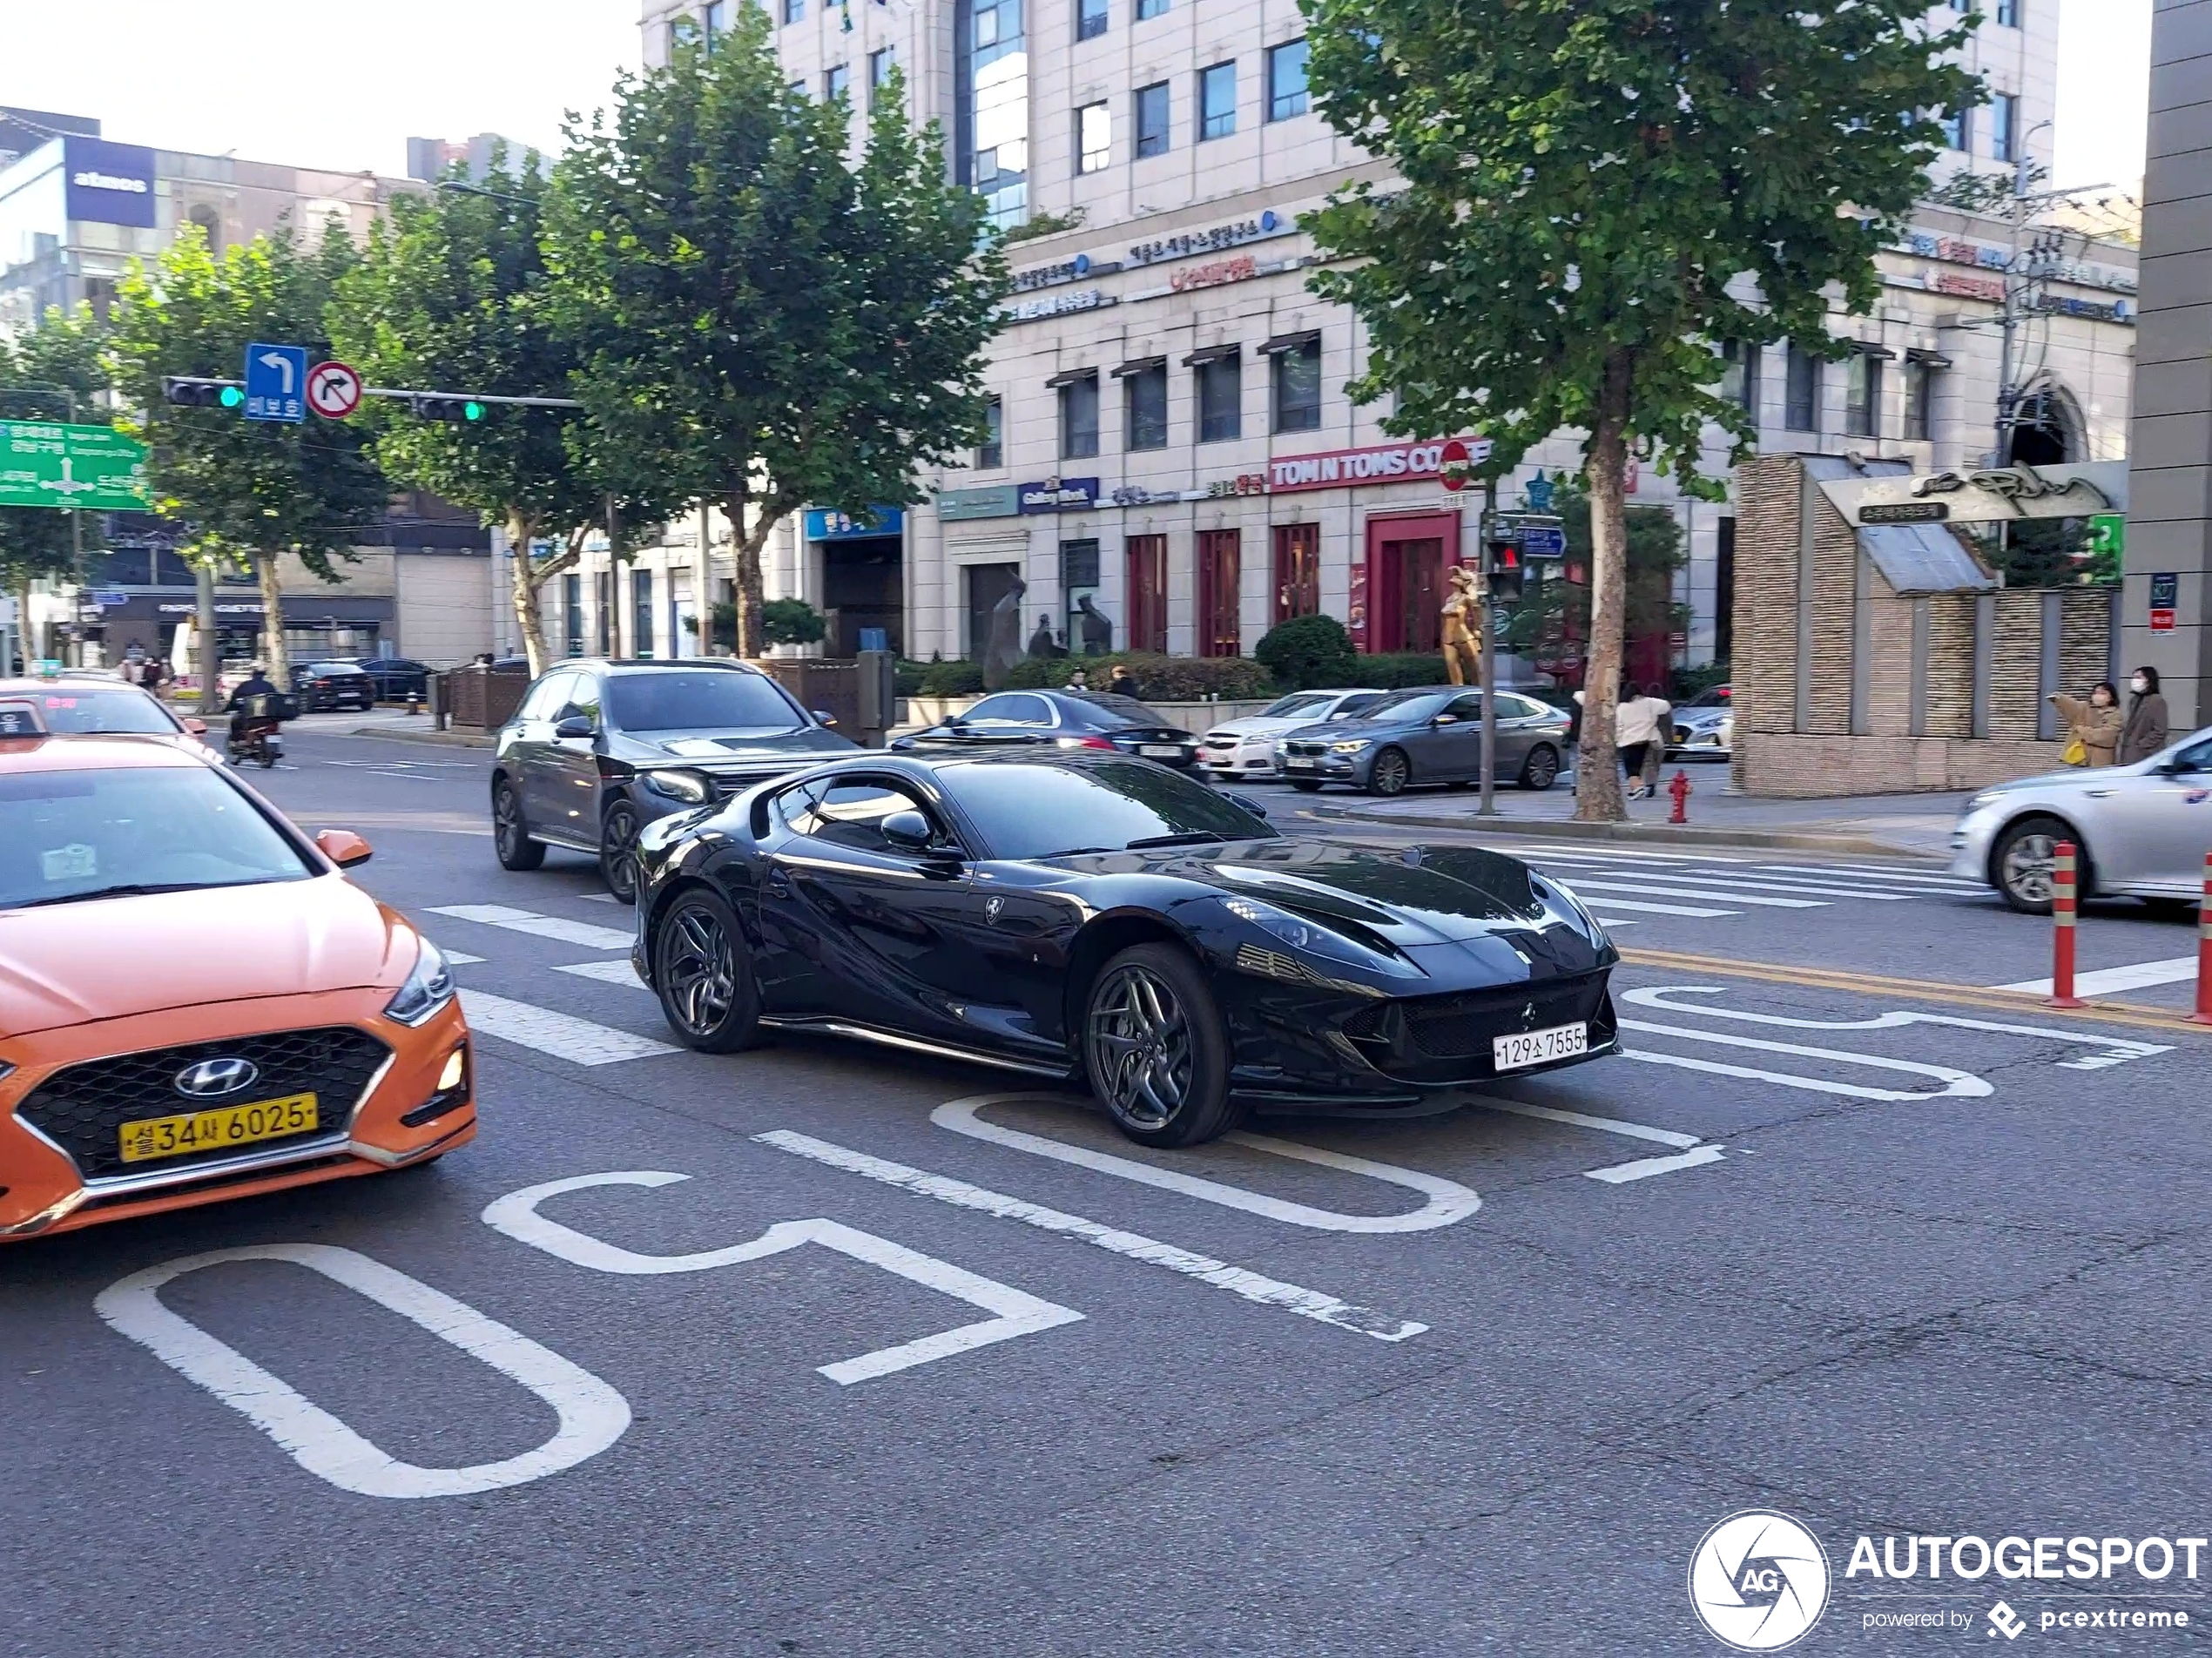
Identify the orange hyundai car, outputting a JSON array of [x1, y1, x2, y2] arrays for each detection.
[[0, 700, 473, 1240]]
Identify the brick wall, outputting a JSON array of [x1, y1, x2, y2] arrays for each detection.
[[1926, 596, 1976, 738], [1733, 456, 1801, 745], [1737, 731, 2072, 796]]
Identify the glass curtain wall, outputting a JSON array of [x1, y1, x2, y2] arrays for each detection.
[[957, 0, 1029, 229]]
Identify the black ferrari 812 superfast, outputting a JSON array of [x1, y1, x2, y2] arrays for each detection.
[[631, 752, 1619, 1147]]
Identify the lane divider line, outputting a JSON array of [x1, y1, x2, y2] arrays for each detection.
[[756, 1129, 1429, 1343], [460, 989, 678, 1065], [482, 1171, 1082, 1385], [554, 960, 651, 990], [428, 903, 634, 952], [929, 1094, 1480, 1233], [1481, 1099, 1702, 1149], [1585, 1146, 1730, 1184], [1619, 1015, 1989, 1101], [95, 1244, 631, 1500], [1561, 879, 1824, 911]]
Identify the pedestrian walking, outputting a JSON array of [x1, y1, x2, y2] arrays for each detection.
[[2049, 681, 2121, 768], [1106, 663, 1139, 698], [1575, 679, 1659, 798], [2119, 666, 2170, 765], [1636, 683, 1675, 798]]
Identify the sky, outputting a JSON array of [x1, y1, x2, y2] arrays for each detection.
[[0, 1, 642, 177], [0, 0, 2156, 192]]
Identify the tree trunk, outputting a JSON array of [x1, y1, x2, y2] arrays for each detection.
[[1574, 349, 1635, 824], [507, 513, 550, 677], [725, 492, 765, 660], [255, 552, 290, 685]]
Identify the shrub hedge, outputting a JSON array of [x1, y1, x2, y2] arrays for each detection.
[[1002, 652, 1276, 700], [1254, 615, 1357, 690]]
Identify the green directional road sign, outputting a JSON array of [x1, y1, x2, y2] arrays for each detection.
[[0, 420, 151, 511]]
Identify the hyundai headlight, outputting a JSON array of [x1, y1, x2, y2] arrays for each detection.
[[384, 938, 457, 1027], [643, 768, 712, 804], [1329, 738, 1372, 754]]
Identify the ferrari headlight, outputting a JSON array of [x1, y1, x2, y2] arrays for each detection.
[[384, 938, 456, 1027], [643, 769, 713, 804], [1219, 896, 1418, 977], [1329, 738, 1372, 754]]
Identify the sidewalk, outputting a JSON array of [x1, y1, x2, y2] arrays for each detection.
[[1305, 770, 1971, 859]]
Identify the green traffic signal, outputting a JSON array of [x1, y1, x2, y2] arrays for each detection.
[[463, 400, 483, 421], [219, 385, 244, 408]]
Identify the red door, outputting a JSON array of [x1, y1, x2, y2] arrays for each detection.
[[1363, 513, 1459, 654], [1197, 529, 1241, 657], [1125, 535, 1168, 654], [1271, 522, 1320, 622]]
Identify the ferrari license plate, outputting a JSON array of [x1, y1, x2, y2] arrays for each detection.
[[118, 1094, 320, 1164], [1139, 744, 1184, 758], [1492, 1022, 1588, 1073]]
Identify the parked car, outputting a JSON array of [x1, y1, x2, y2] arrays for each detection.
[[631, 750, 1618, 1147], [1666, 683, 1733, 759], [290, 660, 375, 712], [1199, 689, 1386, 779], [893, 689, 1203, 772], [491, 658, 857, 902], [1274, 687, 1574, 795], [357, 657, 433, 701], [1951, 725, 2212, 913]]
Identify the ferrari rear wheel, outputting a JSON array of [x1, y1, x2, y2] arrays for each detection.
[[653, 888, 763, 1053], [1083, 944, 1236, 1148]]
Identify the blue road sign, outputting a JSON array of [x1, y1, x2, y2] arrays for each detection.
[[1521, 527, 1568, 558], [242, 342, 307, 423]]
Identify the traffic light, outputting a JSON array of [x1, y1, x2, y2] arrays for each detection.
[[165, 376, 244, 409], [412, 394, 485, 422], [1485, 542, 1524, 605]]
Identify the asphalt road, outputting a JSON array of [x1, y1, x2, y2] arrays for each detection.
[[7, 729, 2211, 1657]]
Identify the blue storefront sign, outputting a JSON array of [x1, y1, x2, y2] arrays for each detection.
[[1018, 477, 1100, 514], [64, 138, 158, 230], [803, 506, 905, 541]]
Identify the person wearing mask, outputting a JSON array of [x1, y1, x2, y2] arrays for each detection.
[[1575, 680, 1656, 797], [2049, 681, 2122, 768], [2119, 666, 2170, 765]]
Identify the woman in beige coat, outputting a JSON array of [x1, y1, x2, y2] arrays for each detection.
[[2050, 681, 2123, 768]]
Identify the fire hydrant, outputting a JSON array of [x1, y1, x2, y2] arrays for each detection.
[[1668, 768, 1692, 825]]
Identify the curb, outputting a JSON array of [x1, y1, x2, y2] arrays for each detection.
[[1305, 804, 1939, 860], [342, 724, 496, 749]]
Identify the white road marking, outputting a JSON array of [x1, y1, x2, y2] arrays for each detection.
[[579, 893, 621, 904], [460, 990, 678, 1065], [1993, 956, 2203, 998], [931, 1093, 1480, 1233], [1585, 1146, 1730, 1184], [757, 1129, 1428, 1343], [482, 1172, 1082, 1385], [1547, 893, 1736, 918], [95, 1244, 630, 1500], [442, 948, 487, 966], [555, 960, 650, 990], [1623, 985, 2172, 1071], [1557, 878, 1824, 910], [1564, 870, 1923, 901], [1483, 1100, 1702, 1149], [428, 903, 634, 951], [1753, 862, 1981, 890], [1619, 1016, 1990, 1102]]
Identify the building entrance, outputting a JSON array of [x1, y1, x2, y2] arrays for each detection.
[[1364, 513, 1460, 654]]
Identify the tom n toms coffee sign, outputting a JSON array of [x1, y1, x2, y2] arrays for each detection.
[[1267, 437, 1492, 494]]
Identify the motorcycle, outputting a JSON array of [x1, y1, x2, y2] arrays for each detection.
[[225, 692, 294, 769]]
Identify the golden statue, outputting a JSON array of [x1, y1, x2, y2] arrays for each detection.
[[1440, 563, 1485, 688]]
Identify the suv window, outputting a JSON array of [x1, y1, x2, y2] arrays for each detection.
[[563, 674, 603, 726], [786, 778, 947, 854], [963, 693, 1054, 728], [520, 672, 577, 722]]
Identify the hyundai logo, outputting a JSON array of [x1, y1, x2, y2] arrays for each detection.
[[174, 1057, 260, 1099]]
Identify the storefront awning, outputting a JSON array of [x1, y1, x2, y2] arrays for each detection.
[[1182, 343, 1241, 367]]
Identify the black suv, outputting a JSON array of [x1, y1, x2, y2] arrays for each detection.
[[491, 659, 856, 900]]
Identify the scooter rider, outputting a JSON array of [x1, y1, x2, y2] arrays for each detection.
[[226, 664, 284, 754]]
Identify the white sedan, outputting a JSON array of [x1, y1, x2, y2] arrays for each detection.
[[1200, 689, 1385, 778]]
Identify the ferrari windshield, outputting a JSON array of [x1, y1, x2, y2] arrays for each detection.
[[940, 758, 1276, 860], [0, 765, 313, 909]]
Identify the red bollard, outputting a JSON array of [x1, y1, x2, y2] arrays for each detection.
[[2192, 851, 2212, 1026], [2048, 840, 2084, 1008], [1669, 769, 1691, 825]]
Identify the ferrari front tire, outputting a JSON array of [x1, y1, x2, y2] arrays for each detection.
[[1082, 943, 1237, 1148], [653, 888, 763, 1053]]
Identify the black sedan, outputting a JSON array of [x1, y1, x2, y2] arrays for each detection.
[[290, 660, 375, 711], [631, 751, 1619, 1148], [492, 658, 856, 901], [894, 689, 1203, 771], [357, 657, 432, 701]]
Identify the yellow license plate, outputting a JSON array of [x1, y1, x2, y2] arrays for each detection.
[[118, 1094, 320, 1164]]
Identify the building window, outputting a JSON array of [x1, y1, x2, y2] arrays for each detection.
[[632, 568, 656, 659], [1198, 62, 1237, 141], [826, 64, 850, 101], [1062, 538, 1102, 651], [704, 1, 729, 38], [1844, 350, 1883, 438], [1195, 353, 1241, 442], [869, 47, 896, 108], [1058, 372, 1100, 459], [1197, 530, 1241, 657], [1941, 106, 1970, 152], [1904, 354, 1941, 441], [1266, 39, 1309, 121], [958, 0, 1030, 229], [1076, 101, 1110, 173], [564, 574, 583, 657], [1995, 0, 2020, 25], [1270, 336, 1321, 433], [1125, 362, 1168, 449], [1784, 342, 1820, 432], [1136, 0, 1168, 17], [977, 394, 1003, 468], [1272, 523, 1320, 621], [1991, 92, 2020, 164], [1126, 536, 1168, 653], [1078, 0, 1108, 40], [1135, 81, 1170, 158], [1720, 340, 1761, 419], [782, 0, 803, 23], [790, 78, 808, 98]]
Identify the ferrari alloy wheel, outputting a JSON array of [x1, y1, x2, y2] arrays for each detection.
[[1519, 744, 1560, 792], [492, 778, 545, 870], [600, 801, 643, 905], [1367, 747, 1411, 797], [1993, 815, 2078, 916], [1083, 944, 1235, 1148], [653, 889, 762, 1053]]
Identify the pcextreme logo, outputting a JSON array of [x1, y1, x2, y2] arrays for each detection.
[[1689, 1510, 1833, 1651]]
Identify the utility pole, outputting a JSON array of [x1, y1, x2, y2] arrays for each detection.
[[195, 556, 219, 717], [1478, 474, 1499, 818]]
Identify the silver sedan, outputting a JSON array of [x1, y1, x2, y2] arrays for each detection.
[[1950, 725, 2212, 912]]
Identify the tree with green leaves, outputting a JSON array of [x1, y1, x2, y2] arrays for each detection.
[[1305, 0, 1979, 819], [331, 159, 671, 675], [1500, 482, 1687, 675], [109, 225, 388, 684], [0, 305, 110, 663], [542, 13, 1008, 657]]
